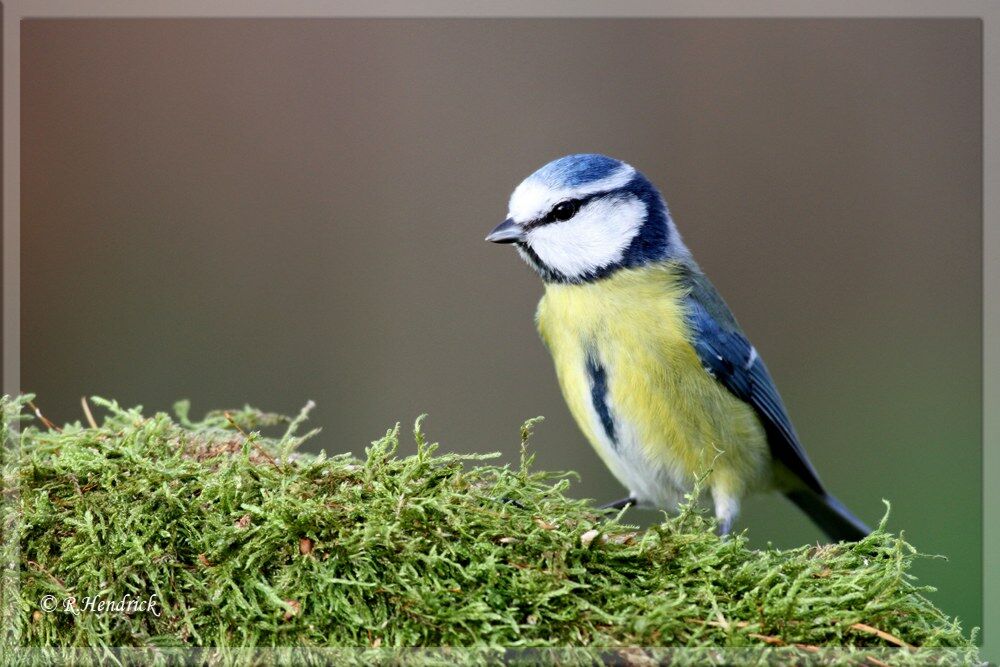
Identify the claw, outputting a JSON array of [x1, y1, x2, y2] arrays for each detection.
[[599, 496, 637, 511]]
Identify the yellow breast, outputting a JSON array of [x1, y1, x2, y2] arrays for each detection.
[[536, 262, 769, 507]]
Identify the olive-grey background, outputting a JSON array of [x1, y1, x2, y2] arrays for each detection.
[[21, 19, 981, 628]]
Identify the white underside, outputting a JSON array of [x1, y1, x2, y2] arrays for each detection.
[[579, 375, 742, 529], [578, 380, 690, 511]]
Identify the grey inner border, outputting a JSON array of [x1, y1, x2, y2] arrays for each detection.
[[2, 1, 995, 660]]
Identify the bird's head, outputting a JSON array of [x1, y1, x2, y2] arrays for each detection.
[[486, 154, 686, 283]]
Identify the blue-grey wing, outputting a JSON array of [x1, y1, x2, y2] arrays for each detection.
[[680, 265, 826, 495]]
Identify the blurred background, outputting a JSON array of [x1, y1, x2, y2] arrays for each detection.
[[21, 19, 981, 629]]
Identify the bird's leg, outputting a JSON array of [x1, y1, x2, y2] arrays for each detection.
[[599, 495, 637, 511], [713, 489, 739, 537]]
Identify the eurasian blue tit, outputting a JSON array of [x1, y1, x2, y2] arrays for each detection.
[[486, 153, 868, 542]]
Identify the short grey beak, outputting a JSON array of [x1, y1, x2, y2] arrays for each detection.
[[485, 218, 524, 244]]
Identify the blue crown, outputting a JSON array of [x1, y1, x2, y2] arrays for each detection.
[[531, 153, 627, 188]]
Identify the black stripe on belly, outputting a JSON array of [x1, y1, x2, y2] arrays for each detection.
[[585, 353, 617, 450]]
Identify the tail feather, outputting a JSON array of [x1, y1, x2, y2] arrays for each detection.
[[786, 489, 870, 542]]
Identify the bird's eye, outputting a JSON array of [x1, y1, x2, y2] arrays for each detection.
[[550, 199, 580, 222]]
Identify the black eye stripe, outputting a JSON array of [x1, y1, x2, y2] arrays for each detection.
[[523, 190, 609, 231]]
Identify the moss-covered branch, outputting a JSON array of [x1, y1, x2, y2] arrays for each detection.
[[0, 395, 980, 663]]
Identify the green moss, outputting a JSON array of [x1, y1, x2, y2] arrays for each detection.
[[1, 395, 980, 663]]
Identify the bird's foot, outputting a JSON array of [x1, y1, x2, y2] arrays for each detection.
[[599, 495, 637, 511], [493, 496, 527, 510]]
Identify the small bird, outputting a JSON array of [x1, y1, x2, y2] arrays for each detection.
[[486, 154, 869, 541]]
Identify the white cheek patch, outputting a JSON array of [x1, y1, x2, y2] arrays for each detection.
[[508, 165, 636, 224], [526, 196, 646, 280]]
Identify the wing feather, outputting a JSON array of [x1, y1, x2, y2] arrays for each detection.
[[680, 265, 826, 495]]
